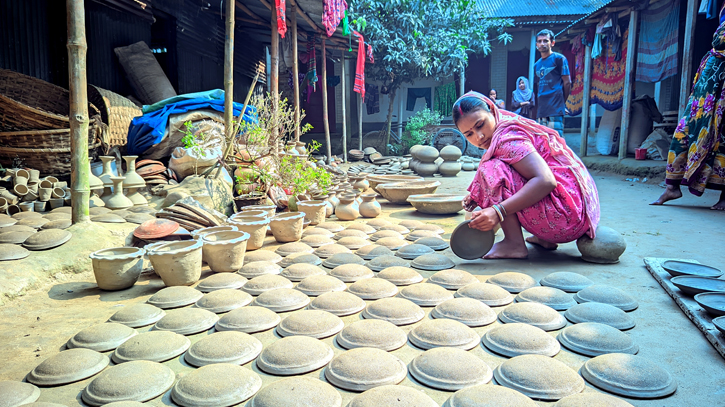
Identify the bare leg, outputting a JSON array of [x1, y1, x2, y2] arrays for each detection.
[[711, 191, 725, 210], [484, 215, 529, 259], [651, 184, 682, 205], [526, 236, 558, 250]]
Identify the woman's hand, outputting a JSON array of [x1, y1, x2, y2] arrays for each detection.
[[462, 193, 477, 212], [469, 207, 500, 231], [520, 101, 530, 106]]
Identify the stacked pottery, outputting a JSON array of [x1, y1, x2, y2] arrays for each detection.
[[359, 194, 382, 218], [201, 231, 250, 272], [438, 145, 462, 177], [297, 200, 327, 226], [416, 146, 440, 177], [121, 156, 148, 206], [461, 156, 477, 171], [409, 145, 423, 173], [335, 195, 359, 221], [269, 212, 305, 243], [350, 176, 370, 193]]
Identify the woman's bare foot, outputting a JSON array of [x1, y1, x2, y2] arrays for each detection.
[[712, 191, 725, 210], [484, 239, 529, 259], [526, 236, 558, 250], [651, 185, 682, 205]]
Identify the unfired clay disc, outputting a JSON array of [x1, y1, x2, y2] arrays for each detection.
[[249, 377, 342, 407], [12, 211, 42, 220], [375, 237, 410, 251], [280, 263, 326, 281], [442, 384, 537, 407], [322, 252, 365, 268], [0, 380, 40, 406], [112, 330, 190, 363], [379, 224, 410, 234], [406, 229, 440, 241], [196, 273, 248, 292], [411, 253, 456, 271], [415, 236, 450, 251], [171, 363, 262, 407], [295, 275, 346, 296], [574, 285, 639, 311], [408, 319, 480, 350], [336, 319, 408, 351], [302, 227, 334, 237], [346, 223, 376, 234], [276, 310, 344, 338], [313, 243, 351, 259], [337, 236, 370, 250], [314, 222, 345, 233], [215, 306, 281, 333], [0, 224, 35, 234], [347, 385, 438, 407], [516, 286, 577, 311], [431, 298, 497, 326], [355, 244, 394, 260], [365, 219, 392, 230], [309, 291, 366, 316], [370, 230, 404, 242], [257, 336, 333, 375], [301, 234, 335, 248], [0, 230, 35, 244], [82, 360, 175, 406], [16, 217, 50, 229], [557, 322, 638, 357], [325, 348, 407, 391], [67, 323, 138, 352], [482, 323, 561, 357], [107, 304, 165, 327], [553, 393, 635, 407], [41, 219, 72, 230], [428, 269, 478, 289], [253, 288, 310, 312], [412, 223, 445, 234], [91, 214, 126, 224], [347, 278, 398, 299], [540, 272, 594, 293], [242, 274, 293, 296], [581, 353, 677, 398], [376, 266, 422, 285], [494, 354, 585, 401], [455, 282, 514, 306], [409, 347, 492, 390], [184, 331, 263, 367], [399, 283, 454, 306], [23, 229, 72, 250], [238, 261, 282, 279], [0, 214, 17, 227], [363, 297, 425, 325], [195, 289, 253, 313], [334, 229, 369, 240], [499, 302, 567, 331], [395, 243, 435, 260], [329, 264, 374, 282], [488, 272, 538, 293], [564, 303, 636, 330], [278, 253, 322, 268], [366, 256, 410, 272], [243, 250, 282, 265], [147, 286, 203, 309], [153, 308, 219, 335], [27, 348, 109, 386], [275, 242, 314, 257]]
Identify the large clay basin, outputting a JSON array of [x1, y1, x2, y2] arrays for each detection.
[[377, 181, 441, 205], [269, 212, 305, 243], [148, 240, 203, 286], [228, 216, 270, 250], [201, 231, 250, 272], [407, 194, 466, 215], [90, 247, 145, 290], [296, 200, 327, 225], [367, 175, 424, 193]]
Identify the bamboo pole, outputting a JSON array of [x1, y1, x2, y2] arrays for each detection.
[[66, 0, 90, 223], [270, 4, 279, 152], [341, 51, 347, 162], [358, 93, 363, 150], [321, 38, 332, 163], [618, 10, 639, 159], [579, 44, 592, 158], [224, 0, 235, 162], [679, 0, 698, 118], [291, 4, 301, 142]]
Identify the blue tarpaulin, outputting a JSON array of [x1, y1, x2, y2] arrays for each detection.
[[126, 89, 257, 155]]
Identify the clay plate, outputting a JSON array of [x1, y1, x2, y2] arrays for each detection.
[[694, 292, 725, 316], [133, 219, 179, 239], [0, 230, 35, 244], [662, 260, 722, 278], [22, 229, 71, 250], [0, 381, 40, 406], [82, 360, 175, 406], [671, 276, 725, 296], [450, 220, 494, 260]]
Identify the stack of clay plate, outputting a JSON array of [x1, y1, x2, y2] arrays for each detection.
[[349, 150, 365, 161], [155, 202, 222, 231], [136, 159, 178, 186]]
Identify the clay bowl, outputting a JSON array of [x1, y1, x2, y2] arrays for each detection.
[[662, 260, 722, 278], [694, 292, 725, 316], [407, 194, 466, 215], [713, 316, 725, 334], [367, 175, 424, 192], [377, 181, 441, 205], [671, 276, 725, 296]]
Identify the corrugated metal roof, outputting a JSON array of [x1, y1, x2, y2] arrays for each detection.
[[477, 0, 613, 18]]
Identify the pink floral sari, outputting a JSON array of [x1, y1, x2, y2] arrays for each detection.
[[466, 94, 600, 243]]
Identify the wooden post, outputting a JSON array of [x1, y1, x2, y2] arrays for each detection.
[[579, 44, 592, 158], [529, 29, 536, 90], [459, 69, 465, 96], [618, 10, 639, 160], [290, 4, 300, 142], [341, 51, 347, 162], [224, 0, 235, 157], [679, 0, 698, 118], [397, 91, 403, 141], [358, 93, 363, 150], [321, 38, 332, 163], [66, 0, 90, 223]]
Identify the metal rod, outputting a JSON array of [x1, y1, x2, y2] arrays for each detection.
[[579, 44, 592, 158], [291, 4, 301, 142], [618, 10, 639, 159], [321, 38, 332, 163], [341, 50, 347, 162]]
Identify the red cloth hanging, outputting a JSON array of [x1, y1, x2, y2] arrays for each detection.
[[322, 0, 348, 37], [353, 31, 366, 101], [275, 0, 287, 38]]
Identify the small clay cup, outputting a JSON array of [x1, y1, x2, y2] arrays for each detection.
[[14, 176, 28, 186], [39, 180, 53, 189], [0, 197, 7, 212], [54, 181, 68, 189], [18, 202, 34, 212], [38, 187, 52, 201], [34, 201, 46, 212], [44, 176, 59, 184], [28, 169, 40, 182], [49, 198, 64, 209], [13, 184, 28, 196], [23, 189, 38, 202], [26, 181, 39, 194], [0, 188, 17, 204], [52, 187, 65, 199], [15, 169, 30, 179], [6, 204, 20, 215]]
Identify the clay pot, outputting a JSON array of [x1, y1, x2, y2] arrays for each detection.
[[33, 201, 46, 212], [0, 188, 17, 204], [359, 194, 382, 218], [15, 169, 30, 179], [26, 181, 39, 194], [89, 195, 105, 208], [201, 231, 250, 272], [52, 187, 66, 199], [39, 180, 53, 189], [22, 189, 38, 202], [438, 161, 462, 177], [28, 169, 40, 182], [439, 145, 462, 161], [44, 176, 59, 184], [417, 146, 440, 163], [126, 187, 148, 206], [6, 204, 20, 215], [313, 195, 334, 218], [19, 202, 34, 212], [229, 216, 270, 250], [148, 240, 203, 286], [297, 200, 327, 226], [105, 177, 133, 210], [122, 156, 146, 188], [233, 210, 267, 220], [577, 226, 627, 264], [351, 177, 370, 192], [49, 198, 64, 209], [13, 184, 28, 197], [90, 247, 145, 290], [296, 142, 307, 155], [89, 162, 104, 190], [38, 187, 52, 201], [0, 197, 7, 213], [54, 181, 68, 189], [462, 162, 476, 171], [335, 196, 359, 221], [416, 162, 439, 177], [269, 212, 305, 243], [14, 176, 28, 186]]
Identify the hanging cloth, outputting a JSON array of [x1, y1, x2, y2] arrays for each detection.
[[305, 33, 318, 102], [367, 44, 374, 63], [322, 0, 348, 37], [590, 27, 629, 111], [342, 10, 350, 36], [353, 31, 366, 101], [275, 0, 287, 38], [637, 0, 680, 82]]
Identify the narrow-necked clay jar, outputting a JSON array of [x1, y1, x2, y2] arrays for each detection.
[[351, 177, 370, 192], [201, 231, 250, 272], [148, 240, 203, 286], [416, 162, 438, 177], [105, 177, 133, 210], [229, 216, 270, 250], [122, 156, 146, 188], [297, 200, 327, 226], [328, 191, 340, 209], [335, 196, 359, 221], [90, 247, 145, 290], [98, 156, 116, 189], [359, 194, 382, 218], [269, 212, 305, 243]]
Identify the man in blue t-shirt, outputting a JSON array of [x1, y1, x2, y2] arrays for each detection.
[[534, 29, 571, 138]]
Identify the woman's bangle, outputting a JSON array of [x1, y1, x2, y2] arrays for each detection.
[[499, 203, 508, 217], [492, 205, 504, 222]]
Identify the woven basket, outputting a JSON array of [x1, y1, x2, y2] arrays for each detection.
[[0, 119, 101, 149], [88, 85, 141, 147]]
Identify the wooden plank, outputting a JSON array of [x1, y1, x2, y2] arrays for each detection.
[[618, 10, 639, 159], [680, 0, 698, 118], [644, 258, 725, 360], [321, 38, 332, 163], [579, 44, 592, 158], [291, 4, 300, 142]]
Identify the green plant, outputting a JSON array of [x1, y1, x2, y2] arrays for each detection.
[[401, 108, 443, 152], [278, 154, 333, 196], [181, 120, 210, 175]]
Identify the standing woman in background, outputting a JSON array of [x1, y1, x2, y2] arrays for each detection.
[[489, 89, 506, 110], [511, 76, 535, 119]]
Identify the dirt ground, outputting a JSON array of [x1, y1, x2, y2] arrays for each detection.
[[1, 168, 724, 406]]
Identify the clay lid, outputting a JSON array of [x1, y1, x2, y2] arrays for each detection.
[[244, 250, 282, 265], [581, 354, 677, 398], [553, 393, 635, 407], [196, 273, 248, 292], [516, 286, 577, 311], [300, 234, 334, 248], [355, 244, 394, 260], [337, 319, 407, 351], [88, 207, 111, 216], [0, 224, 36, 234], [397, 219, 423, 229], [313, 222, 345, 233], [442, 383, 537, 407], [0, 230, 36, 244], [412, 224, 445, 234], [133, 219, 179, 239], [499, 302, 567, 331], [23, 229, 71, 250], [415, 236, 450, 251], [370, 230, 404, 242], [253, 288, 310, 312], [295, 275, 347, 296], [399, 283, 454, 306], [309, 291, 366, 316], [0, 214, 17, 228], [411, 253, 456, 271], [0, 381, 40, 406], [336, 236, 370, 250], [409, 319, 480, 350], [374, 236, 409, 251], [184, 331, 262, 367], [27, 348, 109, 386], [238, 261, 283, 278], [378, 224, 410, 234], [148, 286, 203, 309], [153, 308, 219, 335], [280, 263, 326, 281], [395, 243, 434, 260], [302, 227, 334, 237], [107, 304, 166, 328], [539, 272, 594, 293], [557, 322, 638, 356], [278, 252, 322, 268], [494, 355, 585, 401], [43, 212, 71, 221], [91, 214, 126, 223], [366, 256, 410, 272], [127, 205, 156, 214], [365, 219, 392, 230], [329, 264, 374, 282], [82, 361, 175, 406], [171, 363, 261, 406], [112, 330, 190, 363], [250, 377, 342, 407], [455, 282, 514, 306], [67, 323, 138, 352], [564, 302, 635, 330], [314, 243, 352, 259], [574, 285, 639, 311], [275, 242, 314, 257], [41, 219, 72, 230], [406, 229, 440, 241], [348, 278, 398, 300], [375, 266, 422, 285], [482, 323, 561, 358], [428, 269, 478, 289], [12, 211, 43, 220], [345, 223, 376, 234], [242, 274, 293, 295], [16, 217, 50, 229], [410, 347, 492, 391], [362, 297, 425, 326], [322, 252, 365, 269], [277, 310, 344, 339], [215, 306, 280, 333], [334, 229, 369, 240], [348, 385, 437, 407], [195, 289, 253, 313], [325, 348, 407, 391], [257, 336, 333, 375], [432, 297, 497, 327], [488, 272, 538, 293]]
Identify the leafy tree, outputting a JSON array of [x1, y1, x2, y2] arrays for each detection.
[[348, 0, 512, 153]]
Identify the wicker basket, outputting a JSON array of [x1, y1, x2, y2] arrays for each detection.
[[0, 119, 101, 149], [88, 85, 141, 147]]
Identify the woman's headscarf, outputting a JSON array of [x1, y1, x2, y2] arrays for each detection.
[[512, 76, 533, 104]]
